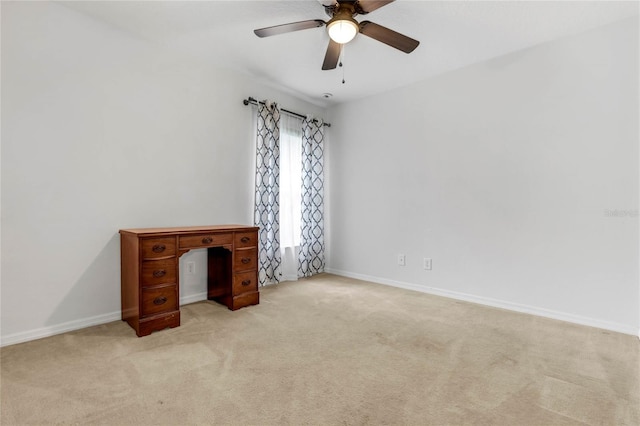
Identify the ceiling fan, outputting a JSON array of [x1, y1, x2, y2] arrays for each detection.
[[253, 0, 420, 70]]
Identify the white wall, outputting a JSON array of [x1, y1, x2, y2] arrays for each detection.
[[2, 2, 637, 345], [0, 1, 325, 345], [327, 17, 639, 335]]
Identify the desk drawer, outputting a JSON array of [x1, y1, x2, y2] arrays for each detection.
[[234, 231, 258, 249], [233, 271, 258, 295], [234, 248, 257, 271], [141, 284, 178, 317], [141, 238, 176, 259], [179, 233, 233, 249], [141, 259, 176, 287]]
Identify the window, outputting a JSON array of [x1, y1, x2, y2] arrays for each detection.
[[279, 114, 303, 250]]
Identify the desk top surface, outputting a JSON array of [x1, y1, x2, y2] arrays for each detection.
[[120, 224, 258, 236]]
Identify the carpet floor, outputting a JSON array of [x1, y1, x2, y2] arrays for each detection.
[[1, 273, 638, 425]]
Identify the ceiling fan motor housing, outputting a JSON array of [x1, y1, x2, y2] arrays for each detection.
[[324, 0, 371, 18]]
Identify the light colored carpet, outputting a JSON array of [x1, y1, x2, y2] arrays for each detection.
[[1, 274, 638, 425]]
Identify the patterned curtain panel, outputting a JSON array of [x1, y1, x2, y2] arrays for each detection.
[[298, 117, 325, 277], [254, 102, 282, 285]]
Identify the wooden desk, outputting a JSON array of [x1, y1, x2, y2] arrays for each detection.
[[119, 225, 259, 337]]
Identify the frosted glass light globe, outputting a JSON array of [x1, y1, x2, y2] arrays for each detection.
[[327, 19, 358, 44]]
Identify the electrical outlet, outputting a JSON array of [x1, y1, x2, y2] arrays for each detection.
[[187, 261, 196, 274], [398, 254, 406, 266], [423, 258, 432, 270]]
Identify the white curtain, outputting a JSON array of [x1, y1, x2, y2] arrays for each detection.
[[298, 117, 325, 277], [279, 113, 304, 281], [279, 114, 303, 250], [254, 102, 282, 285]]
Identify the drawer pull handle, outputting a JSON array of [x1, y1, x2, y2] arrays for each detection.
[[153, 296, 167, 305], [241, 257, 251, 264], [152, 244, 166, 253], [202, 237, 213, 244], [241, 237, 250, 243], [153, 270, 166, 278], [242, 279, 252, 286]]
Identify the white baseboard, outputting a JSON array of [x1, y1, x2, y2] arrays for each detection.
[[3, 273, 636, 347], [0, 292, 211, 347], [180, 291, 208, 305], [325, 268, 639, 337], [1, 311, 122, 347]]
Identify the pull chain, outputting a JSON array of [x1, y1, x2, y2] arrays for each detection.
[[340, 45, 346, 84]]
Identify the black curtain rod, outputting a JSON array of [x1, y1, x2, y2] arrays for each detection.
[[243, 97, 331, 127]]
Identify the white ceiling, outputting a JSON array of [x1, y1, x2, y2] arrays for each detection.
[[59, 0, 638, 107]]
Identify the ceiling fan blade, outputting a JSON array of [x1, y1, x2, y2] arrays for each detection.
[[322, 39, 342, 70], [356, 0, 395, 14], [359, 21, 419, 53], [254, 20, 325, 38]]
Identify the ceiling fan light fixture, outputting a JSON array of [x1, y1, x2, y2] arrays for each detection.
[[327, 18, 358, 44], [253, 0, 420, 71]]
